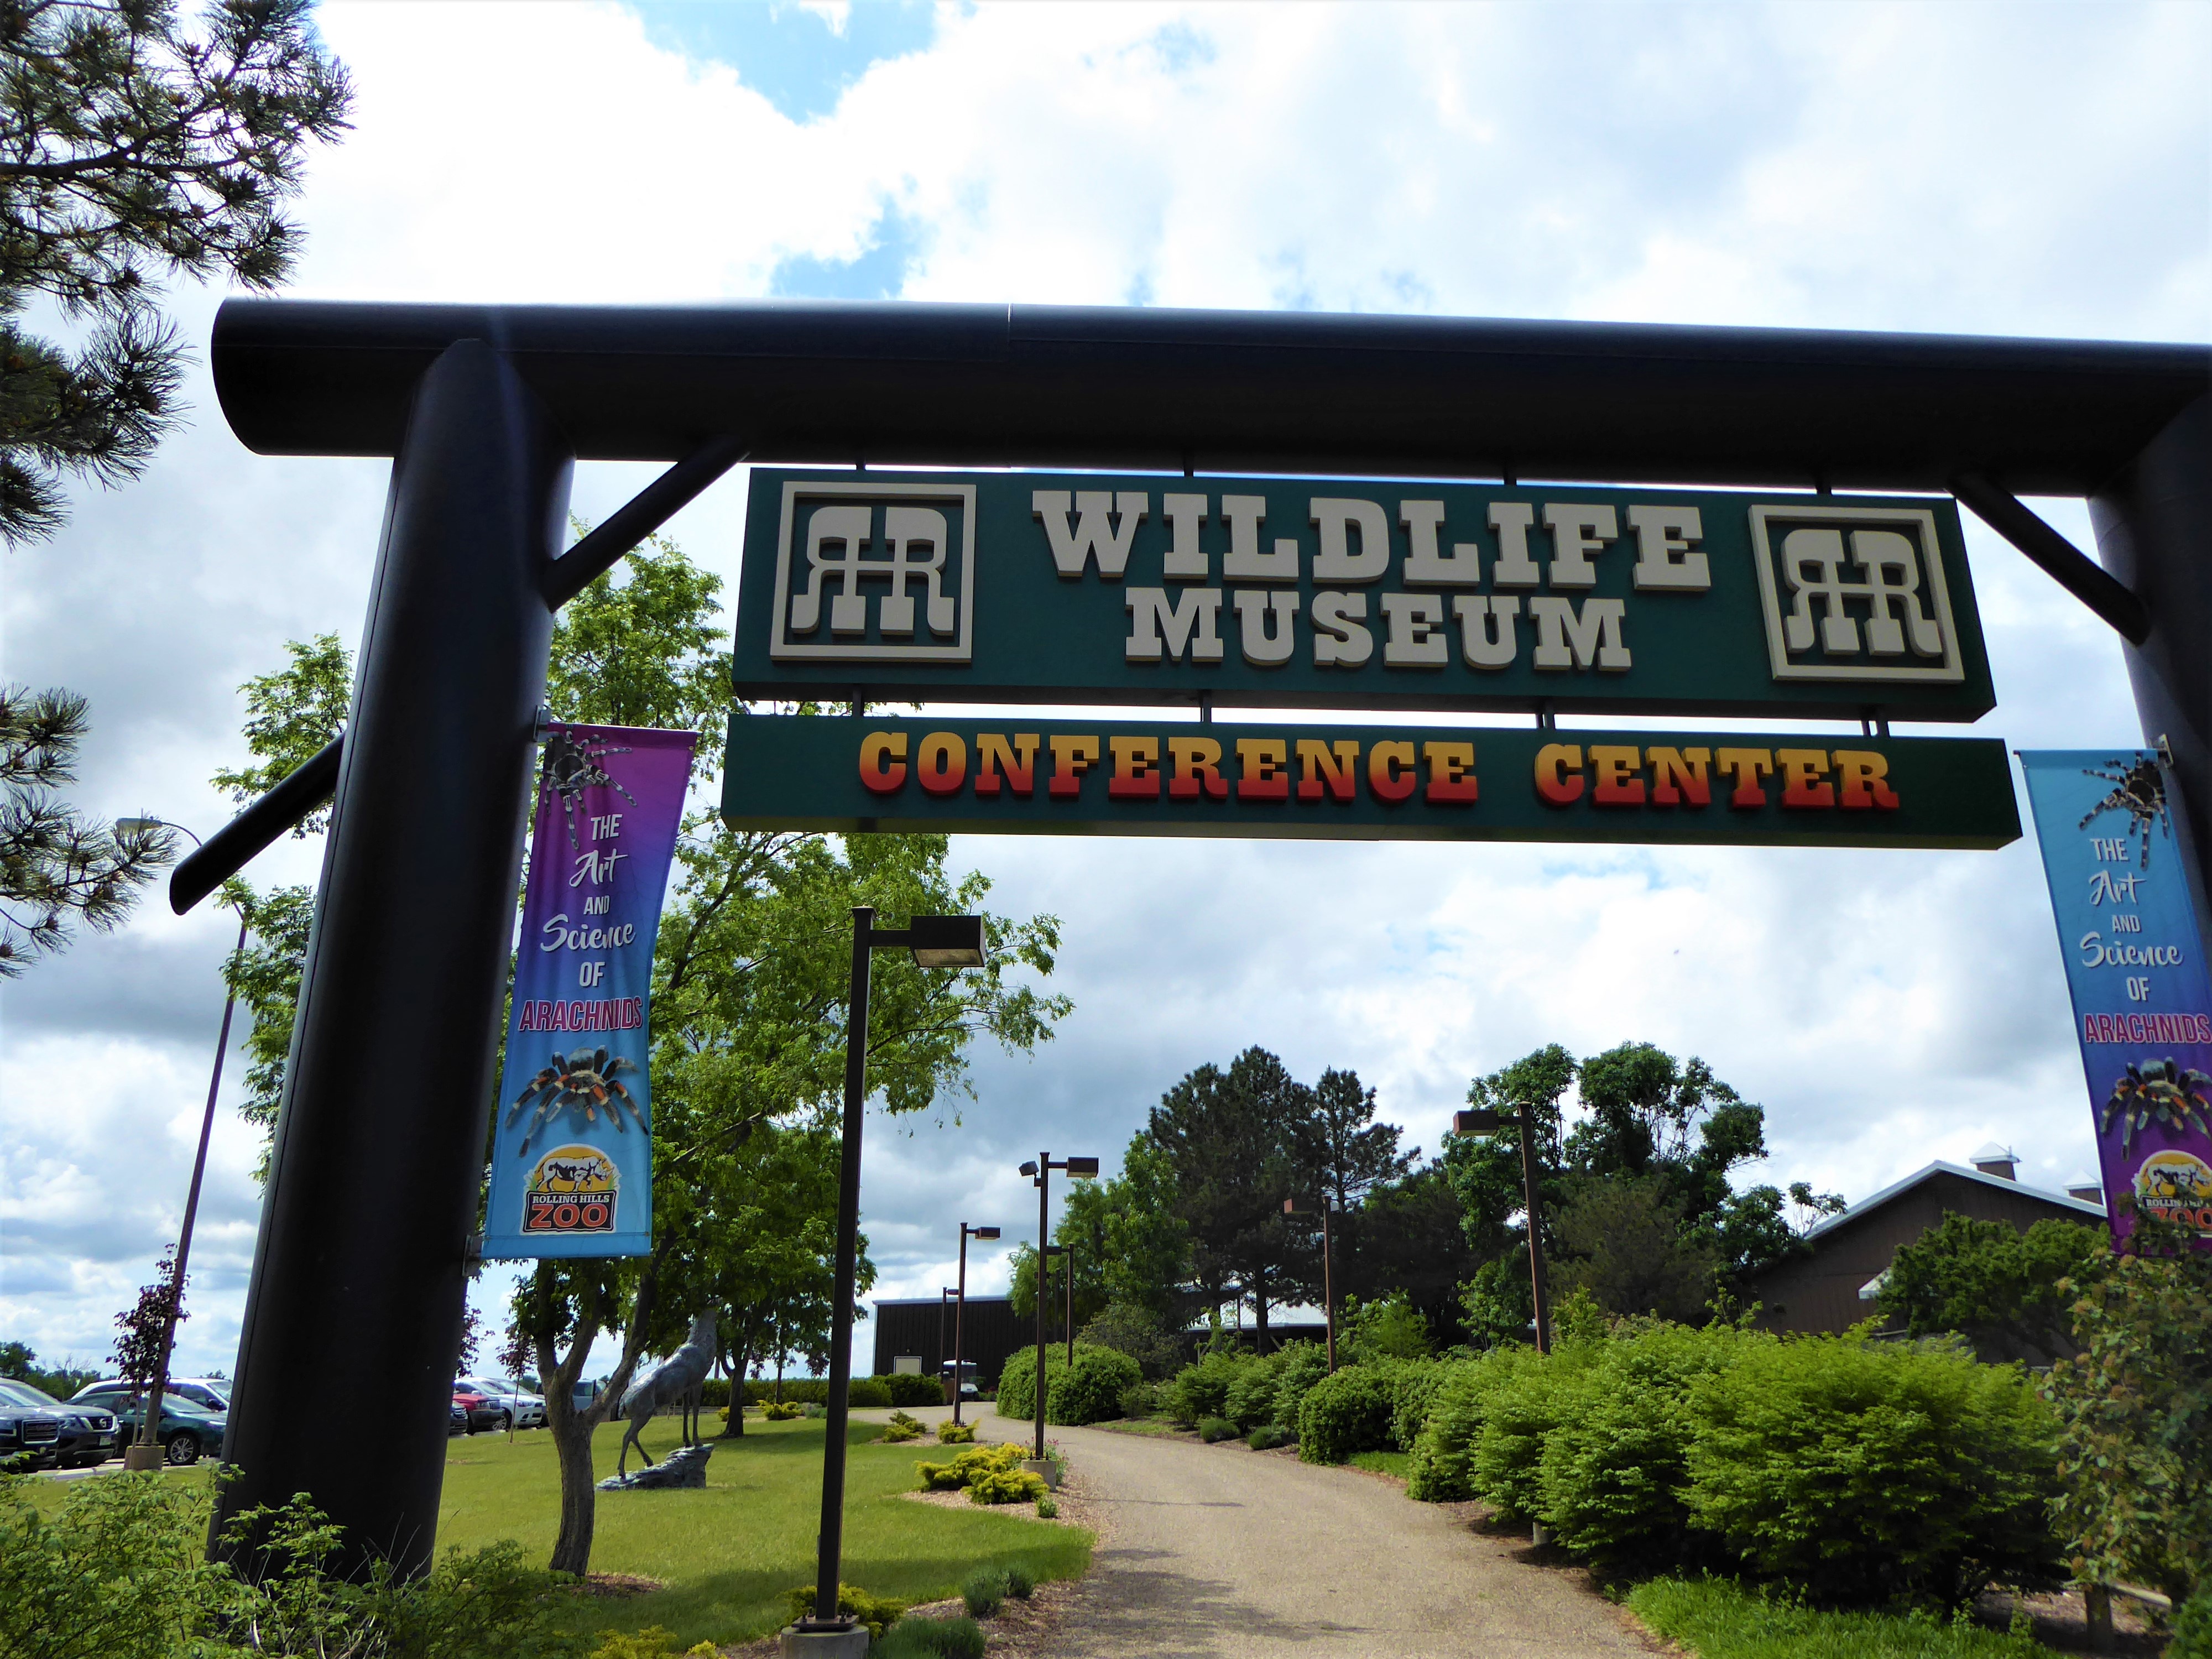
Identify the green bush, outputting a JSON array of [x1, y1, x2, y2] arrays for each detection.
[[742, 1378, 832, 1405], [697, 1377, 731, 1408], [1270, 1343, 1332, 1432], [780, 1582, 905, 1639], [2173, 1587, 2212, 1659], [1003, 1564, 1035, 1598], [877, 1614, 985, 1658], [1222, 1350, 1287, 1432], [993, 1344, 1061, 1420], [959, 1566, 1005, 1617], [883, 1371, 947, 1408], [1682, 1333, 2062, 1604], [915, 1443, 1027, 1492], [936, 1419, 976, 1444], [1115, 1379, 1156, 1418], [1381, 1357, 1449, 1452], [1197, 1416, 1238, 1443], [1248, 1423, 1290, 1451], [1297, 1366, 1395, 1464], [881, 1411, 926, 1443], [1407, 1351, 1528, 1503], [847, 1377, 894, 1409], [760, 1400, 802, 1421], [1537, 1323, 1750, 1566], [1034, 1496, 1057, 1519], [967, 1468, 1050, 1505], [1164, 1349, 1249, 1426], [585, 1626, 718, 1657], [1472, 1342, 1601, 1521], [1046, 1347, 1143, 1425]]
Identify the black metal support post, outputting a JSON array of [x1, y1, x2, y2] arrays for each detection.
[[1320, 1202, 1335, 1373], [810, 906, 875, 1627], [1065, 1242, 1074, 1370], [2091, 396, 2212, 941], [952, 1234, 968, 1423], [1517, 1111, 1552, 1356], [213, 339, 572, 1577], [1034, 1155, 1049, 1460]]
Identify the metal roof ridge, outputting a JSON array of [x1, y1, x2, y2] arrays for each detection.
[[1805, 1159, 2108, 1239]]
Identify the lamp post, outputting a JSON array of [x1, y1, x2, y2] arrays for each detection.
[[804, 910, 986, 1643], [1017, 1152, 1097, 1459], [1283, 1196, 1336, 1371], [1042, 1243, 1073, 1368], [952, 1224, 998, 1423], [1455, 1107, 1551, 1355], [114, 818, 246, 1472]]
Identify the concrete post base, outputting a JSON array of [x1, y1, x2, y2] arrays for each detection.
[[779, 1624, 870, 1657], [1021, 1458, 1061, 1490], [123, 1444, 164, 1473]]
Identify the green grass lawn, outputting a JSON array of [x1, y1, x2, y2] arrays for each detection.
[[438, 1417, 1089, 1648], [1346, 1450, 1412, 1480], [1626, 1577, 2062, 1659]]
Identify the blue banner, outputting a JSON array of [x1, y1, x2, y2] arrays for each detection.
[[484, 723, 696, 1259], [2020, 749, 2212, 1251]]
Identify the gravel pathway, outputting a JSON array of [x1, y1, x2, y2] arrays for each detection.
[[896, 1406, 1659, 1658]]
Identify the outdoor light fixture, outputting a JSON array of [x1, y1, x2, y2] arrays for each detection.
[[950, 1222, 1000, 1425], [1448, 1105, 1551, 1354], [1024, 1151, 1098, 1459], [902, 914, 988, 969], [111, 818, 249, 1472], [804, 907, 987, 1637]]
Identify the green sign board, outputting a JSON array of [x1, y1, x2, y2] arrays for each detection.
[[730, 470, 1995, 721], [722, 717, 2020, 849]]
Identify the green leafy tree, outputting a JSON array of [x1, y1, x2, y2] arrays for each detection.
[[543, 529, 728, 773], [208, 632, 351, 830], [1351, 1162, 1483, 1347], [1551, 1173, 1721, 1326], [1148, 1047, 1317, 1345], [1879, 1211, 2110, 1364], [0, 0, 351, 544], [1, 684, 174, 973]]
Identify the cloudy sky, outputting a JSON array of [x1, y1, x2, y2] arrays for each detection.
[[3, 1, 2208, 1384]]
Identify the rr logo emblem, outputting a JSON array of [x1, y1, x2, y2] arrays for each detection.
[[769, 482, 975, 663], [1750, 504, 1964, 686]]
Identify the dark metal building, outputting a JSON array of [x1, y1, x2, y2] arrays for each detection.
[[872, 1295, 1022, 1390], [1750, 1152, 2106, 1338]]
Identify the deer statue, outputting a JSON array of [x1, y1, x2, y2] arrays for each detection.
[[615, 1311, 717, 1478]]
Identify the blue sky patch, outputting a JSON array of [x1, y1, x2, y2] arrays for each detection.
[[625, 1, 937, 123], [770, 201, 926, 299]]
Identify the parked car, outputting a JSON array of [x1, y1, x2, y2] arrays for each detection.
[[571, 1380, 602, 1413], [69, 1383, 225, 1465], [166, 1378, 231, 1415], [448, 1400, 469, 1436], [0, 1378, 65, 1468], [0, 1380, 120, 1468], [457, 1376, 545, 1428], [451, 1386, 507, 1434]]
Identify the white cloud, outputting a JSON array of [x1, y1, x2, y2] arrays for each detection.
[[2, 0, 2205, 1375]]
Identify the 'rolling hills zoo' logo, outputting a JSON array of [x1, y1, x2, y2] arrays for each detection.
[[523, 1145, 618, 1235], [2136, 1149, 2212, 1235]]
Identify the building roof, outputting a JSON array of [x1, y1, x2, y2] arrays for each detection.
[[872, 1295, 1013, 1308], [1807, 1161, 2106, 1242]]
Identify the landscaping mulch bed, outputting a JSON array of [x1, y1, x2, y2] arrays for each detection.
[[1972, 1587, 2167, 1655], [575, 1571, 666, 1598]]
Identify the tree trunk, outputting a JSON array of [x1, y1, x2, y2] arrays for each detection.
[[547, 1394, 600, 1576], [722, 1321, 752, 1438]]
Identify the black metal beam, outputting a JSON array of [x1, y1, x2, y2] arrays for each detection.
[[212, 300, 2209, 495], [544, 432, 748, 605], [1952, 472, 2152, 644], [169, 737, 343, 913]]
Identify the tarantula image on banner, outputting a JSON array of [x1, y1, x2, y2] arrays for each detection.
[[2079, 756, 2171, 870], [2103, 1057, 2212, 1154], [508, 1046, 645, 1155], [541, 727, 637, 848]]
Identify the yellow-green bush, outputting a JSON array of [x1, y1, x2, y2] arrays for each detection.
[[965, 1467, 1049, 1505], [915, 1442, 1027, 1493], [780, 1584, 906, 1639], [880, 1410, 925, 1443], [936, 1419, 976, 1444]]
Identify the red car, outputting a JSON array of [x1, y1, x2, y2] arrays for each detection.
[[451, 1387, 509, 1434]]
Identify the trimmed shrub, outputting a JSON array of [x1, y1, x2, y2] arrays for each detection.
[[1536, 1323, 1751, 1566], [1035, 1495, 1058, 1519], [1197, 1416, 1239, 1443], [1270, 1343, 1332, 1434], [967, 1468, 1049, 1505], [959, 1567, 1005, 1617], [993, 1344, 1058, 1420], [1115, 1379, 1156, 1419], [1003, 1564, 1035, 1598], [757, 1400, 800, 1421], [1298, 1366, 1395, 1464], [1164, 1349, 1249, 1427], [880, 1411, 925, 1443], [936, 1419, 976, 1444], [1222, 1350, 1287, 1433], [1682, 1332, 2062, 1604], [847, 1376, 894, 1408], [875, 1616, 985, 1659], [916, 1442, 1028, 1492], [1248, 1423, 1290, 1451], [1472, 1343, 1601, 1521], [698, 1377, 731, 1408], [1381, 1357, 1450, 1452], [1407, 1350, 1530, 1503], [781, 1583, 906, 1639], [1046, 1347, 1144, 1425], [743, 1378, 832, 1405], [883, 1371, 947, 1408]]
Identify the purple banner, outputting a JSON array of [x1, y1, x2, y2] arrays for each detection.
[[2020, 749, 2212, 1253], [484, 723, 695, 1259]]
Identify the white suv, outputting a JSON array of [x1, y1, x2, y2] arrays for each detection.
[[458, 1376, 545, 1428]]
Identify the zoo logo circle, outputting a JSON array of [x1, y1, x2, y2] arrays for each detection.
[[524, 1144, 618, 1234], [2134, 1148, 2212, 1235]]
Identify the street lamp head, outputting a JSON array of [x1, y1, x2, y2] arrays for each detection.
[[1454, 1108, 1504, 1135], [1065, 1156, 1101, 1178], [1018, 1161, 1038, 1178], [114, 816, 163, 837], [904, 914, 988, 969], [972, 1225, 1001, 1240]]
